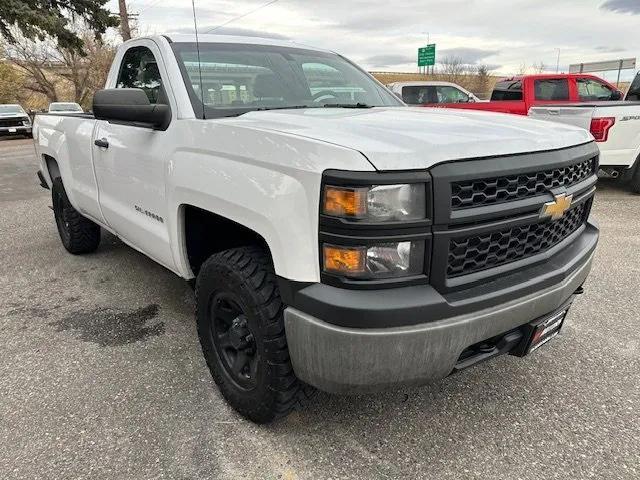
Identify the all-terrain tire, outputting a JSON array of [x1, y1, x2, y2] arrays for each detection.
[[51, 177, 101, 254], [195, 246, 315, 423]]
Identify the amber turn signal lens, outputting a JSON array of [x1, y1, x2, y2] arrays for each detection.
[[323, 244, 366, 275], [323, 186, 367, 217]]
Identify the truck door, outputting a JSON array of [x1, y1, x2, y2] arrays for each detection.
[[92, 42, 176, 271]]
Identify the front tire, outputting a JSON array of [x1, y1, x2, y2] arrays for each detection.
[[51, 177, 101, 254], [195, 246, 314, 423]]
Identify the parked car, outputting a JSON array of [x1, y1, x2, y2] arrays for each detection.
[[626, 71, 640, 101], [437, 74, 623, 115], [34, 34, 599, 423], [0, 104, 32, 138], [48, 102, 84, 113], [387, 81, 482, 105], [529, 101, 640, 192]]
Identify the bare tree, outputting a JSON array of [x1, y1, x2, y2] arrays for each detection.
[[532, 61, 547, 74], [2, 36, 60, 102], [438, 56, 474, 83], [2, 25, 116, 108], [517, 62, 528, 76], [0, 61, 28, 104], [474, 64, 492, 98]]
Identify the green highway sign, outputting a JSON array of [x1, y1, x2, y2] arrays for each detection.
[[418, 44, 436, 67]]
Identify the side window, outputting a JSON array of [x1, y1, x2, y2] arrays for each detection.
[[116, 46, 165, 104], [577, 78, 614, 101], [491, 81, 523, 101], [436, 86, 469, 103], [534, 79, 569, 101], [401, 86, 437, 104]]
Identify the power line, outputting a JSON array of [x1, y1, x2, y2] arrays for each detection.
[[204, 0, 281, 34]]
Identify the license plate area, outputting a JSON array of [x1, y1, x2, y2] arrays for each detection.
[[512, 306, 569, 357]]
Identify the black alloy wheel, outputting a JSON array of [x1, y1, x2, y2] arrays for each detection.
[[209, 294, 259, 390]]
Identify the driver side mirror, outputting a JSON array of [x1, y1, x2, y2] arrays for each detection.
[[93, 88, 171, 131], [610, 90, 623, 101]]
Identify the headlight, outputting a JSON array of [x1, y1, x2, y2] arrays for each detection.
[[323, 183, 426, 222], [22, 118, 31, 126], [323, 241, 425, 279]]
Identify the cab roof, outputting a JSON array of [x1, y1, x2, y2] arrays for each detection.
[[160, 34, 333, 54]]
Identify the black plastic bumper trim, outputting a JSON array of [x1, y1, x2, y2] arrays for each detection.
[[279, 222, 598, 329]]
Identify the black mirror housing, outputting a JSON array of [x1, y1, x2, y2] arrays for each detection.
[[93, 88, 171, 130], [610, 90, 623, 101]]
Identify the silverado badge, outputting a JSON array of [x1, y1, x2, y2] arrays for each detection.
[[540, 193, 573, 220]]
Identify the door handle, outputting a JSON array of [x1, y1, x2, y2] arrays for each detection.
[[94, 138, 109, 149]]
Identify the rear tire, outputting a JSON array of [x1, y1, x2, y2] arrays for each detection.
[[51, 177, 101, 254], [195, 246, 315, 423]]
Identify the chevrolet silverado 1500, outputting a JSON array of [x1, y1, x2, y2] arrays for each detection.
[[0, 104, 32, 137], [33, 35, 599, 423]]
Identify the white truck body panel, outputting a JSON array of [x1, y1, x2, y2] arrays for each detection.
[[34, 34, 592, 283], [230, 107, 592, 171], [529, 102, 640, 169]]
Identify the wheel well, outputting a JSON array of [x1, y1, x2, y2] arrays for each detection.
[[183, 205, 269, 276], [43, 154, 61, 180]]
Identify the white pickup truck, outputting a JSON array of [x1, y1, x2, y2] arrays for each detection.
[[33, 34, 599, 423], [529, 100, 640, 192]]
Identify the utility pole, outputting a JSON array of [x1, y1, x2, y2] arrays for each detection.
[[118, 0, 132, 41], [555, 48, 560, 73]]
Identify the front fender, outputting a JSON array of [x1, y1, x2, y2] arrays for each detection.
[[166, 123, 374, 281]]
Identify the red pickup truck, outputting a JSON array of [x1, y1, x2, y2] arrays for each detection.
[[435, 74, 623, 115]]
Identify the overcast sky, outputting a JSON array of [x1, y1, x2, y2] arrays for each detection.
[[108, 0, 639, 81]]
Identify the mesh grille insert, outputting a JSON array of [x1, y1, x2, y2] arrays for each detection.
[[447, 200, 590, 278], [451, 158, 596, 210], [0, 118, 25, 128]]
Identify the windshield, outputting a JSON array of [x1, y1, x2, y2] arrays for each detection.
[[0, 105, 25, 114], [171, 42, 403, 118], [50, 103, 81, 111]]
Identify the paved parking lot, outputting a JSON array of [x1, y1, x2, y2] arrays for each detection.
[[0, 137, 638, 479]]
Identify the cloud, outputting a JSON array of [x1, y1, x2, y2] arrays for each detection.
[[600, 0, 640, 14], [438, 47, 499, 64], [168, 25, 288, 39], [363, 54, 416, 68], [594, 45, 625, 53]]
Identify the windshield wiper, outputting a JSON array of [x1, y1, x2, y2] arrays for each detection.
[[322, 103, 373, 109], [253, 105, 315, 111]]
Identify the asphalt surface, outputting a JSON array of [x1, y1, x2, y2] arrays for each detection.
[[0, 137, 638, 480]]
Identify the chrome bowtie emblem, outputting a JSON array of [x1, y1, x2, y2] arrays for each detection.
[[540, 193, 573, 220]]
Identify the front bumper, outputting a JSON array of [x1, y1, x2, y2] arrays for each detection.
[[0, 126, 32, 136], [283, 222, 597, 394]]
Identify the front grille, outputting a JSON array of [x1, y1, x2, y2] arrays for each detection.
[[447, 200, 591, 278], [451, 157, 596, 210], [0, 118, 25, 128]]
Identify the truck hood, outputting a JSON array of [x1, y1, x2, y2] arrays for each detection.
[[0, 113, 28, 119], [230, 107, 592, 170]]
